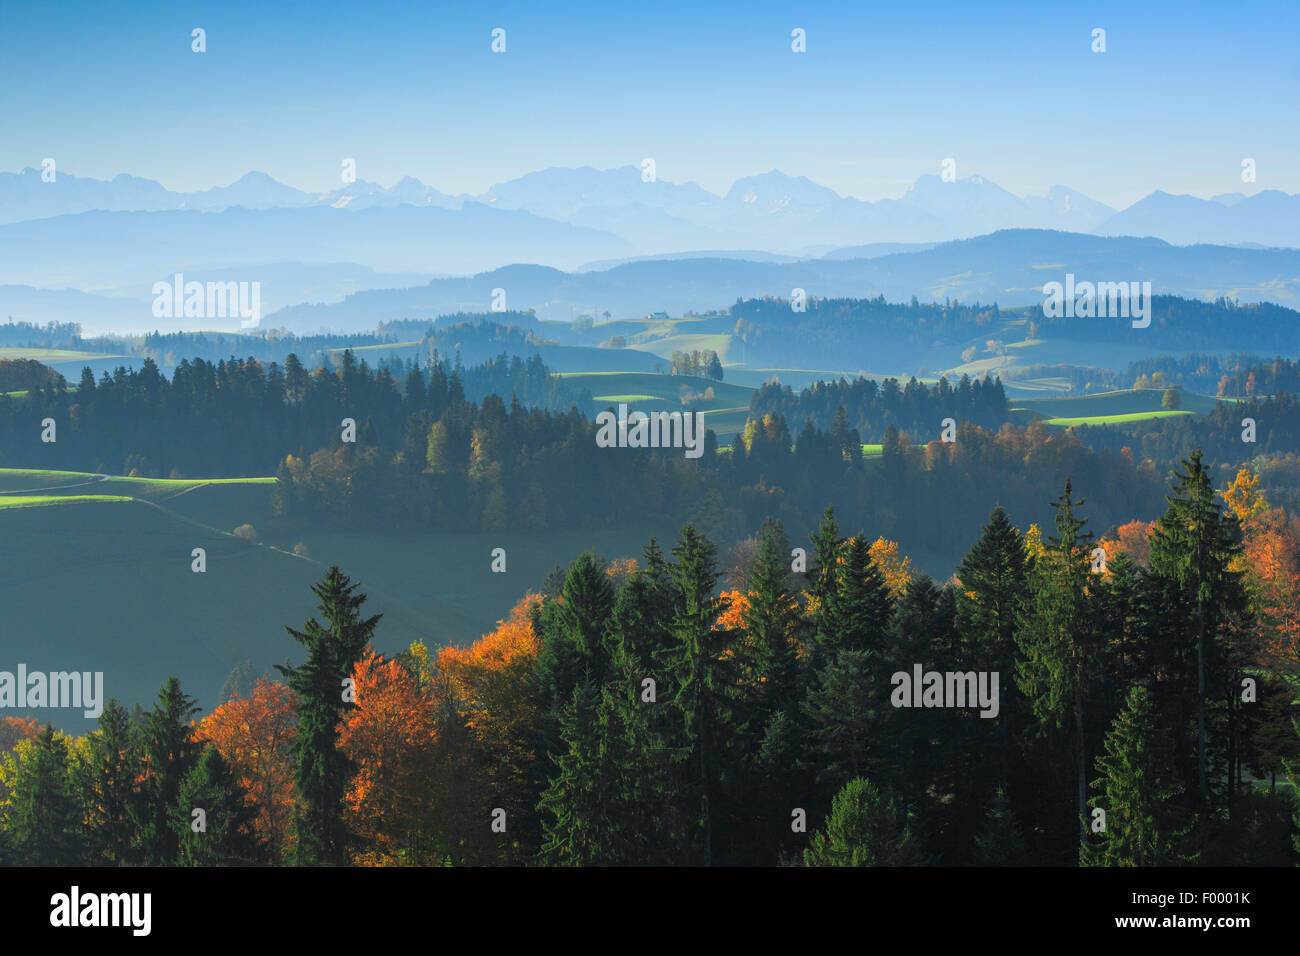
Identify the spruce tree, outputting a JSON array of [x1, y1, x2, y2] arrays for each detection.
[[538, 683, 638, 865], [80, 698, 142, 865], [955, 506, 1028, 676], [823, 533, 893, 660], [972, 786, 1027, 865], [656, 524, 729, 866], [277, 565, 380, 866], [808, 506, 843, 657], [174, 745, 264, 865], [803, 649, 880, 798], [740, 522, 800, 721], [2, 726, 85, 865], [1146, 450, 1250, 812], [803, 777, 920, 866], [138, 677, 201, 864], [1082, 685, 1193, 866], [1015, 481, 1096, 845]]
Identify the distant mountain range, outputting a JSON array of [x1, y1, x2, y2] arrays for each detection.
[[7, 230, 1300, 336], [5, 165, 1299, 260], [259, 231, 1300, 332]]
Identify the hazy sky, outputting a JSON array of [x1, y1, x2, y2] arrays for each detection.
[[3, 0, 1297, 208]]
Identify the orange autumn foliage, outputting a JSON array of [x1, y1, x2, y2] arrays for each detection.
[[197, 678, 296, 863], [866, 536, 913, 597], [340, 648, 439, 865], [1240, 508, 1300, 679], [1099, 519, 1158, 570], [435, 593, 543, 793], [0, 716, 42, 753]]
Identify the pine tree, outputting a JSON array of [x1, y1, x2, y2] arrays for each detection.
[[803, 777, 920, 866], [276, 565, 380, 866], [137, 677, 202, 864], [2, 725, 84, 865], [1082, 685, 1193, 866], [1015, 481, 1096, 845], [174, 745, 264, 865]]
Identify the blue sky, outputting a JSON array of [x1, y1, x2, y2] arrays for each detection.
[[2, 0, 1297, 207]]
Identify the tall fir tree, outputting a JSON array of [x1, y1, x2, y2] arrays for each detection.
[[1015, 481, 1096, 846], [823, 532, 893, 660], [972, 786, 1027, 866], [174, 745, 265, 865], [78, 698, 142, 865], [137, 677, 201, 864], [1146, 449, 1250, 813], [277, 565, 380, 866], [803, 777, 920, 866], [656, 524, 729, 866], [1082, 685, 1194, 866], [2, 726, 84, 865]]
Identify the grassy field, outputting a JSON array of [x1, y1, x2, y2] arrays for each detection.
[[0, 469, 277, 529], [1011, 388, 1227, 427], [560, 371, 754, 409], [0, 470, 672, 731], [0, 348, 123, 363], [1042, 410, 1193, 426], [0, 494, 133, 510]]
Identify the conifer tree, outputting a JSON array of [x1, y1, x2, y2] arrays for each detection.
[[808, 506, 843, 653], [740, 522, 800, 720], [972, 786, 1027, 865], [1082, 685, 1193, 866], [1015, 481, 1096, 845], [803, 777, 920, 866], [1146, 450, 1250, 811], [138, 677, 202, 864], [656, 524, 729, 866], [174, 745, 264, 865], [803, 649, 880, 798], [823, 533, 893, 660], [79, 698, 142, 865], [955, 506, 1027, 675], [538, 682, 640, 865], [2, 725, 84, 865], [277, 565, 380, 866]]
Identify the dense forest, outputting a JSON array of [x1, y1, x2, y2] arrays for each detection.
[[729, 295, 1003, 370], [726, 295, 1300, 372], [1, 349, 1164, 560], [3, 456, 1296, 866], [748, 373, 1009, 439]]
